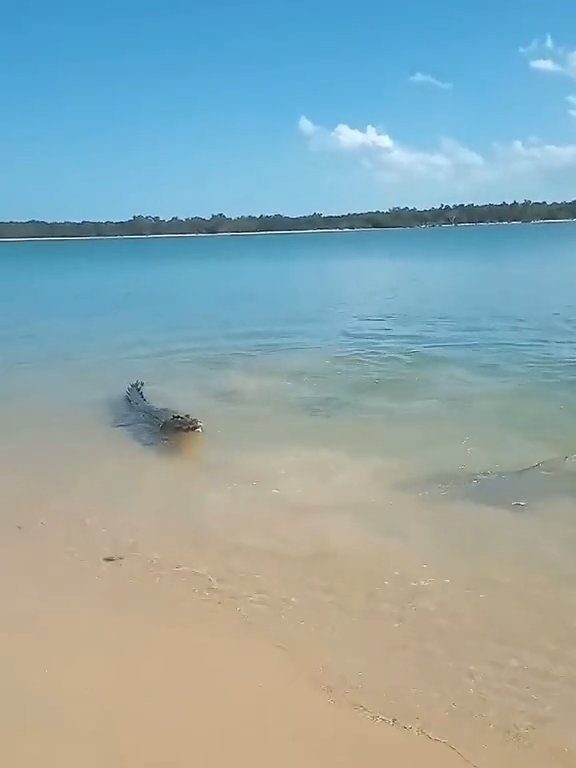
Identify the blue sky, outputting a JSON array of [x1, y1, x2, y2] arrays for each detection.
[[1, 0, 576, 219]]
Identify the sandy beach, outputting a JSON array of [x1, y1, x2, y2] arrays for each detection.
[[0, 507, 469, 768]]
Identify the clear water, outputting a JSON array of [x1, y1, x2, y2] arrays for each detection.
[[3, 225, 576, 441], [2, 225, 576, 767]]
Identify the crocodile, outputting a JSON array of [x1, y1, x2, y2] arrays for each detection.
[[124, 381, 203, 440]]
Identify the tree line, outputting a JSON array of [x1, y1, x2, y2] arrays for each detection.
[[1, 200, 575, 239]]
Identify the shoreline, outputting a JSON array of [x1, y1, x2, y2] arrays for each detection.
[[0, 217, 575, 243]]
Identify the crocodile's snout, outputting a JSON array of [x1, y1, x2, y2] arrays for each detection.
[[165, 414, 204, 433]]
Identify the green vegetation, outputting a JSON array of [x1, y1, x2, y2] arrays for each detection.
[[1, 200, 576, 239]]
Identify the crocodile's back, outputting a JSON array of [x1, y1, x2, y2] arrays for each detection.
[[125, 380, 147, 409], [126, 381, 170, 425]]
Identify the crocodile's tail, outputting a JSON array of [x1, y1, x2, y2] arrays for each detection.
[[126, 380, 148, 408]]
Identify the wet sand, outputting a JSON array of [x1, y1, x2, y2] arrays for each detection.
[[0, 513, 468, 768], [1, 401, 576, 768]]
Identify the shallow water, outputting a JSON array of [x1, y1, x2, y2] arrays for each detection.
[[2, 225, 576, 767]]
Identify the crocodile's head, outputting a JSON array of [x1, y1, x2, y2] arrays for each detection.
[[162, 414, 204, 434]]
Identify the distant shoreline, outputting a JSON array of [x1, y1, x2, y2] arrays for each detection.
[[3, 199, 576, 241], [1, 218, 575, 243]]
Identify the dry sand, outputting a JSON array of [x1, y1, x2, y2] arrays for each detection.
[[0, 513, 468, 768]]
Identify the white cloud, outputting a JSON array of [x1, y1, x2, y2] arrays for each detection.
[[530, 58, 563, 73], [520, 35, 555, 55], [299, 117, 395, 150], [298, 115, 318, 137], [372, 138, 484, 182], [298, 116, 576, 193], [332, 123, 394, 150], [567, 95, 576, 118], [522, 37, 576, 118], [298, 117, 485, 183], [522, 36, 576, 79], [520, 36, 548, 55], [494, 139, 576, 172], [409, 72, 452, 90]]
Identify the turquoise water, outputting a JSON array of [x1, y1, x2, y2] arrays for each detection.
[[3, 224, 576, 766], [2, 224, 576, 471]]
